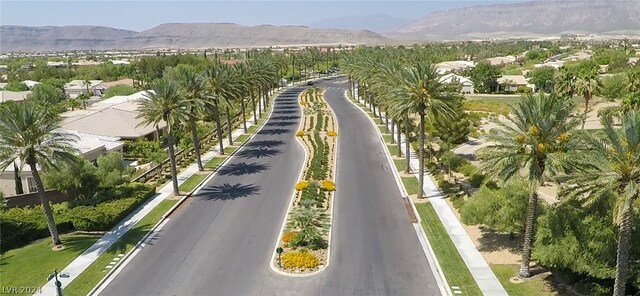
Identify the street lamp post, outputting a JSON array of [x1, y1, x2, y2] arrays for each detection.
[[276, 247, 284, 268], [47, 270, 70, 296]]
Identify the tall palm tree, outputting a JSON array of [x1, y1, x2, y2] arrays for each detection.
[[478, 93, 588, 278], [137, 79, 188, 195], [202, 65, 242, 155], [575, 71, 601, 129], [554, 67, 576, 98], [387, 63, 453, 198], [562, 110, 640, 296], [0, 101, 78, 248], [169, 65, 207, 171]]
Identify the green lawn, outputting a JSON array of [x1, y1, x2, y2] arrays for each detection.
[[63, 199, 178, 295], [178, 173, 208, 193], [0, 234, 101, 291], [416, 203, 483, 296], [382, 134, 393, 143], [235, 133, 250, 143], [223, 146, 236, 154], [492, 264, 556, 296], [401, 177, 421, 195], [204, 156, 227, 170], [393, 159, 407, 171]]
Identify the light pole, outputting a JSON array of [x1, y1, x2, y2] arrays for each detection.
[[47, 269, 69, 296]]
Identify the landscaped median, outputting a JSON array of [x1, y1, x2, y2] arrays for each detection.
[[272, 87, 338, 275]]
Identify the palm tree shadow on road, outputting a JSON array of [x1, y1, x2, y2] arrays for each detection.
[[236, 148, 282, 159], [196, 183, 261, 201], [218, 162, 270, 176]]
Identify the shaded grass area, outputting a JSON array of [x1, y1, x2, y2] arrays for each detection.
[[492, 264, 557, 296], [0, 233, 101, 290], [416, 203, 483, 296], [204, 156, 227, 170], [223, 146, 237, 154], [401, 177, 420, 195], [235, 133, 250, 143], [382, 134, 393, 143], [393, 159, 407, 171], [63, 199, 178, 295], [178, 173, 208, 192]]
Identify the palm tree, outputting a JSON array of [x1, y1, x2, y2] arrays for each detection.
[[202, 65, 242, 155], [624, 69, 640, 95], [137, 79, 188, 195], [575, 71, 601, 129], [169, 65, 207, 171], [65, 97, 81, 111], [554, 67, 576, 98], [478, 93, 588, 278], [562, 110, 640, 296], [0, 101, 78, 248], [387, 63, 453, 198]]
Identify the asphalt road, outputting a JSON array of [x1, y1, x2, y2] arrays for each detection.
[[99, 79, 440, 296]]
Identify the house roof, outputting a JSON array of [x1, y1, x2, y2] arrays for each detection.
[[61, 108, 163, 139], [65, 80, 104, 90], [497, 75, 529, 85], [0, 90, 30, 103], [21, 80, 40, 88], [102, 78, 134, 89], [486, 56, 516, 66], [65, 130, 124, 154], [438, 73, 473, 85]]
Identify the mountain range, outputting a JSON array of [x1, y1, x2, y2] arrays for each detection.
[[0, 23, 390, 52], [2, 0, 640, 52], [387, 0, 640, 40]]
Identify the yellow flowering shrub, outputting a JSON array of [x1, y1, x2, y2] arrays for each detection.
[[320, 180, 335, 191], [296, 131, 305, 137], [556, 133, 569, 143], [295, 180, 309, 191], [281, 251, 319, 269], [327, 131, 337, 137], [282, 231, 297, 244]]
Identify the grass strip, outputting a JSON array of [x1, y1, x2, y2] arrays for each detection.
[[401, 177, 421, 195], [235, 133, 250, 143], [178, 173, 208, 192], [204, 156, 227, 170], [63, 199, 178, 295], [416, 203, 483, 296], [0, 234, 101, 290], [393, 159, 407, 171]]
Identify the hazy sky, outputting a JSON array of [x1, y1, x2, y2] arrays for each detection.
[[1, 1, 525, 31]]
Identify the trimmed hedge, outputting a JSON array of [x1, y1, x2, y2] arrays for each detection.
[[0, 183, 155, 251]]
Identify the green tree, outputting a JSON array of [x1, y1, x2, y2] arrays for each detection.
[[478, 93, 588, 278], [600, 74, 628, 101], [202, 65, 242, 155], [166, 65, 207, 171], [0, 101, 79, 247], [2, 81, 29, 91], [28, 83, 67, 105], [528, 66, 556, 93], [554, 66, 576, 98], [387, 63, 454, 199], [469, 61, 501, 93], [433, 97, 471, 145], [42, 157, 99, 199], [460, 179, 531, 234], [102, 85, 139, 99], [563, 110, 640, 296], [13, 161, 24, 195], [137, 79, 188, 195], [96, 151, 130, 187], [575, 70, 602, 129]]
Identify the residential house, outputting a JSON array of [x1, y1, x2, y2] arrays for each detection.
[[64, 80, 106, 98], [60, 91, 166, 141], [534, 61, 565, 69], [21, 80, 40, 89], [0, 90, 30, 103], [486, 56, 517, 66], [0, 131, 123, 197], [47, 61, 66, 67], [435, 61, 475, 74], [110, 60, 131, 65], [497, 75, 535, 92], [438, 73, 475, 94]]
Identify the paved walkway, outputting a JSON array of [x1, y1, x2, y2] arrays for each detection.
[[353, 87, 508, 296], [37, 96, 274, 295]]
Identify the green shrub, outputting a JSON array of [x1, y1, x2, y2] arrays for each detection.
[[0, 206, 73, 250], [458, 163, 477, 177], [468, 173, 486, 188]]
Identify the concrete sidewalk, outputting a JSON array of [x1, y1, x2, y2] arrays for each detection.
[[37, 97, 272, 296], [353, 87, 508, 296]]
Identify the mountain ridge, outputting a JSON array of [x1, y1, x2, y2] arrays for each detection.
[[0, 23, 390, 52]]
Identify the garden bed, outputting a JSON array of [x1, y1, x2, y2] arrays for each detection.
[[273, 87, 338, 274]]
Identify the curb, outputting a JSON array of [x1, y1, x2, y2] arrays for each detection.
[[345, 89, 452, 296], [269, 84, 338, 277], [88, 87, 285, 296]]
